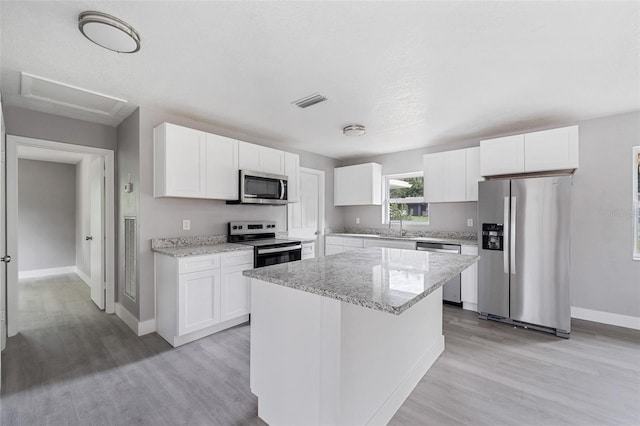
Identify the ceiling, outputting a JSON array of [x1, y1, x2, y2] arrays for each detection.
[[1, 1, 638, 160]]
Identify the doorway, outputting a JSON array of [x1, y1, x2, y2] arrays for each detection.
[[5, 135, 115, 338], [287, 167, 325, 257]]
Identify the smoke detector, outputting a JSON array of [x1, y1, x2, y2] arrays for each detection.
[[343, 124, 366, 137]]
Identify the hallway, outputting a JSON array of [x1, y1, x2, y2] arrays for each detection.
[[1, 274, 261, 425]]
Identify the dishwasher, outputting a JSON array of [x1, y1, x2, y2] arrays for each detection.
[[416, 242, 462, 305]]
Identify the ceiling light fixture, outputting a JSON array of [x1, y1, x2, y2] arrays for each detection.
[[343, 124, 366, 137], [78, 11, 141, 53]]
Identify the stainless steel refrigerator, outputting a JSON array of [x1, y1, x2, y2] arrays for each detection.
[[478, 176, 571, 338]]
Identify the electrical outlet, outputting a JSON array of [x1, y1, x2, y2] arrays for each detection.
[[183, 219, 191, 231], [356, 217, 360, 224], [467, 218, 473, 227]]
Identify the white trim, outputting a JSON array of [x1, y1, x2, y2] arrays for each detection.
[[571, 306, 640, 330], [116, 303, 157, 336], [6, 135, 116, 337], [75, 267, 91, 287], [18, 266, 76, 279], [632, 145, 639, 260], [138, 318, 157, 336]]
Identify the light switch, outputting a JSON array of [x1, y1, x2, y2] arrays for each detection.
[[183, 220, 191, 231], [356, 217, 360, 224], [467, 218, 473, 227]]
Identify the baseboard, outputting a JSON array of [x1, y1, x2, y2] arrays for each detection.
[[115, 302, 156, 336], [571, 306, 640, 331], [367, 335, 445, 425], [75, 267, 91, 287], [19, 266, 75, 279]]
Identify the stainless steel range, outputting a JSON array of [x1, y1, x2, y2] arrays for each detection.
[[228, 221, 302, 267]]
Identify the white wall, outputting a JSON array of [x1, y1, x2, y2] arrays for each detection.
[[18, 159, 76, 272]]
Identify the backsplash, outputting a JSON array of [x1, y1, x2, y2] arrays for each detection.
[[334, 227, 477, 241]]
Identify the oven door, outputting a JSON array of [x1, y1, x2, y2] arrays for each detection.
[[241, 170, 288, 205], [255, 245, 302, 267]]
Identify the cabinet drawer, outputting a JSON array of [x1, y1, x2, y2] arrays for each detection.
[[302, 243, 314, 255], [325, 236, 344, 246], [221, 250, 254, 267], [179, 254, 221, 274], [344, 238, 364, 248]]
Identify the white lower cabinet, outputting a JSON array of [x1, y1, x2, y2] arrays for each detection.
[[325, 236, 364, 255], [363, 239, 416, 250], [220, 263, 252, 322], [301, 242, 315, 259], [178, 269, 221, 336], [460, 245, 478, 311], [156, 250, 253, 347]]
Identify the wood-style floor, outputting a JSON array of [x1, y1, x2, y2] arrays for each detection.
[[1, 274, 639, 425]]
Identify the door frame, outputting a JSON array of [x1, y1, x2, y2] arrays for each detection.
[[287, 167, 325, 257], [5, 135, 115, 337]]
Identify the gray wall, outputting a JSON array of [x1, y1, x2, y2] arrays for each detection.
[[18, 159, 76, 271], [117, 109, 140, 317], [117, 106, 343, 321], [3, 106, 116, 150], [340, 140, 480, 233], [343, 111, 640, 319], [571, 111, 640, 318]]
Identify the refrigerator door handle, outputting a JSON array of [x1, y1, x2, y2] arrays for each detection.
[[511, 196, 517, 275], [504, 196, 509, 274]]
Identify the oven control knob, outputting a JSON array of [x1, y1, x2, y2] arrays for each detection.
[[239, 226, 243, 229], [232, 226, 237, 229]]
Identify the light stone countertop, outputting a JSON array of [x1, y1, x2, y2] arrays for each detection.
[[152, 243, 253, 258], [243, 247, 479, 315], [327, 233, 478, 246]]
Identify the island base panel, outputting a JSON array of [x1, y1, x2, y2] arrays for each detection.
[[250, 278, 444, 425]]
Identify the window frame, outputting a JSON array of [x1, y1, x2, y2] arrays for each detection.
[[633, 146, 639, 260], [382, 171, 429, 226]]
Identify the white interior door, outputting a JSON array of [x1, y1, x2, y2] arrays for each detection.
[[288, 168, 325, 256], [89, 156, 105, 309], [1, 104, 6, 379]]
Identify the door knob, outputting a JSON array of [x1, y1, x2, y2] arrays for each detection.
[[86, 236, 93, 241], [1, 255, 11, 263]]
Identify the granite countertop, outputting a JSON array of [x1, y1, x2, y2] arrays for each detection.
[[327, 232, 478, 246], [151, 235, 253, 258], [243, 247, 479, 315], [153, 243, 252, 258]]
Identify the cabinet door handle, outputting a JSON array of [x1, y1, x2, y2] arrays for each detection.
[[1, 255, 11, 263], [86, 236, 93, 241]]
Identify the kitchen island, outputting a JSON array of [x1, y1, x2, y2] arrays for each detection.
[[243, 247, 478, 426]]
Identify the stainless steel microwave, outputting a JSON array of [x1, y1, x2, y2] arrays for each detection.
[[234, 170, 288, 205]]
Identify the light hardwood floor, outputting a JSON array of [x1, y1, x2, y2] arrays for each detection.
[[1, 274, 639, 425]]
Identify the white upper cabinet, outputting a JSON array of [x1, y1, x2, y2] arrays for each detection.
[[284, 152, 300, 203], [424, 148, 480, 203], [239, 141, 285, 175], [480, 134, 525, 177], [334, 163, 382, 206], [524, 126, 579, 173], [205, 133, 239, 200], [465, 147, 482, 202], [154, 123, 207, 198], [480, 125, 579, 176]]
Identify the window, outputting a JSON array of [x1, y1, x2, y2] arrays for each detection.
[[383, 172, 429, 225], [634, 146, 640, 260]]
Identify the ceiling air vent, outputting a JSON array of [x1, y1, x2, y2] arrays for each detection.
[[292, 93, 328, 109]]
